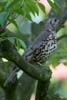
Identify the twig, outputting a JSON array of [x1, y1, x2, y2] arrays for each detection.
[[57, 34, 67, 41]]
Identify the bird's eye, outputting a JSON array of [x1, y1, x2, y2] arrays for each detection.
[[54, 18, 57, 22]]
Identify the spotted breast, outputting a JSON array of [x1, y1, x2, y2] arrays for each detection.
[[23, 28, 57, 63]]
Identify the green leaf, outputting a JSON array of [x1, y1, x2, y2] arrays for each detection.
[[8, 18, 19, 29], [0, 11, 9, 25], [14, 8, 24, 16], [47, 0, 57, 13], [8, 37, 15, 44], [5, 0, 19, 10], [26, 0, 36, 15], [16, 39, 26, 49], [54, 0, 61, 11], [0, 1, 7, 11], [27, 0, 39, 15], [38, 2, 45, 13], [19, 39, 27, 49]]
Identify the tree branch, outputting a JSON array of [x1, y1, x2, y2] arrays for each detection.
[[35, 76, 50, 100], [57, 34, 67, 41], [0, 40, 51, 82]]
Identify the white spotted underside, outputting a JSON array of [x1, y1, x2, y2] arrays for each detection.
[[24, 32, 57, 63]]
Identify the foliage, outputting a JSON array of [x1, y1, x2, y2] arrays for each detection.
[[0, 0, 46, 49], [0, 0, 67, 100]]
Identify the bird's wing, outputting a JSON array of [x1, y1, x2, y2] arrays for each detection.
[[23, 30, 50, 61]]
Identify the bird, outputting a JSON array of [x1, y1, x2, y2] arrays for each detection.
[[4, 17, 59, 86], [23, 18, 59, 63]]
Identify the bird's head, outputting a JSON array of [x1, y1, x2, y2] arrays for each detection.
[[45, 17, 59, 31]]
